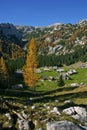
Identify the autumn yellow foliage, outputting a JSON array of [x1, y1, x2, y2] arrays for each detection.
[[23, 38, 38, 88], [0, 57, 8, 88]]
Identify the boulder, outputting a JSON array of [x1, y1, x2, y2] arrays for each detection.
[[63, 106, 87, 123], [73, 107, 87, 122], [5, 113, 12, 120], [46, 120, 86, 130], [63, 107, 75, 115]]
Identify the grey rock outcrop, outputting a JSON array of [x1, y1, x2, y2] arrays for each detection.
[[16, 25, 35, 35], [63, 106, 87, 123], [46, 120, 86, 130]]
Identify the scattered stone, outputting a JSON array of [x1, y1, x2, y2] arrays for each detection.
[[5, 113, 11, 120], [53, 107, 61, 115], [48, 76, 55, 81], [30, 97, 33, 100], [36, 69, 42, 73], [31, 105, 35, 109], [43, 104, 47, 107], [24, 106, 27, 109], [64, 100, 73, 104], [55, 99, 59, 103], [34, 120, 38, 126], [67, 69, 77, 75], [71, 83, 79, 87], [49, 107, 61, 115], [47, 106, 50, 109]]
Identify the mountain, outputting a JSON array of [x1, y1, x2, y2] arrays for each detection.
[[47, 22, 62, 27], [0, 23, 25, 59], [21, 20, 87, 56], [0, 23, 22, 44], [16, 25, 35, 36], [77, 19, 87, 26], [0, 20, 87, 63]]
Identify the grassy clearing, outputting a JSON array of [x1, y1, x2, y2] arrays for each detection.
[[38, 69, 58, 77], [65, 68, 87, 84], [36, 80, 58, 91], [36, 67, 87, 92]]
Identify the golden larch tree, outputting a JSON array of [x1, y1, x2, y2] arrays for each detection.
[[23, 38, 38, 89], [0, 57, 8, 88]]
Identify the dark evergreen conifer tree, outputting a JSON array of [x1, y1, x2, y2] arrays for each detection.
[[58, 74, 65, 87]]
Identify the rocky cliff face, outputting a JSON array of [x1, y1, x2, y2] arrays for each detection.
[[16, 25, 35, 36], [20, 20, 87, 55], [0, 23, 22, 45], [0, 23, 25, 59]]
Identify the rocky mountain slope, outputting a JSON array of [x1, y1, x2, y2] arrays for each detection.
[[0, 23, 25, 59], [21, 20, 87, 55], [0, 23, 22, 44], [0, 20, 87, 60], [16, 25, 35, 36]]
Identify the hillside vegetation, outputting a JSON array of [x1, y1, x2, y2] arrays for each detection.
[[0, 20, 87, 64]]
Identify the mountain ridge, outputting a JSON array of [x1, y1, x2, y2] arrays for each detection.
[[0, 19, 87, 62]]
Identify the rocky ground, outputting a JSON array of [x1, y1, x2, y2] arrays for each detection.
[[0, 96, 87, 130]]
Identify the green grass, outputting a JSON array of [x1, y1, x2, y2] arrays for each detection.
[[38, 69, 58, 78], [36, 67, 87, 92], [65, 68, 87, 84], [36, 80, 58, 91]]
